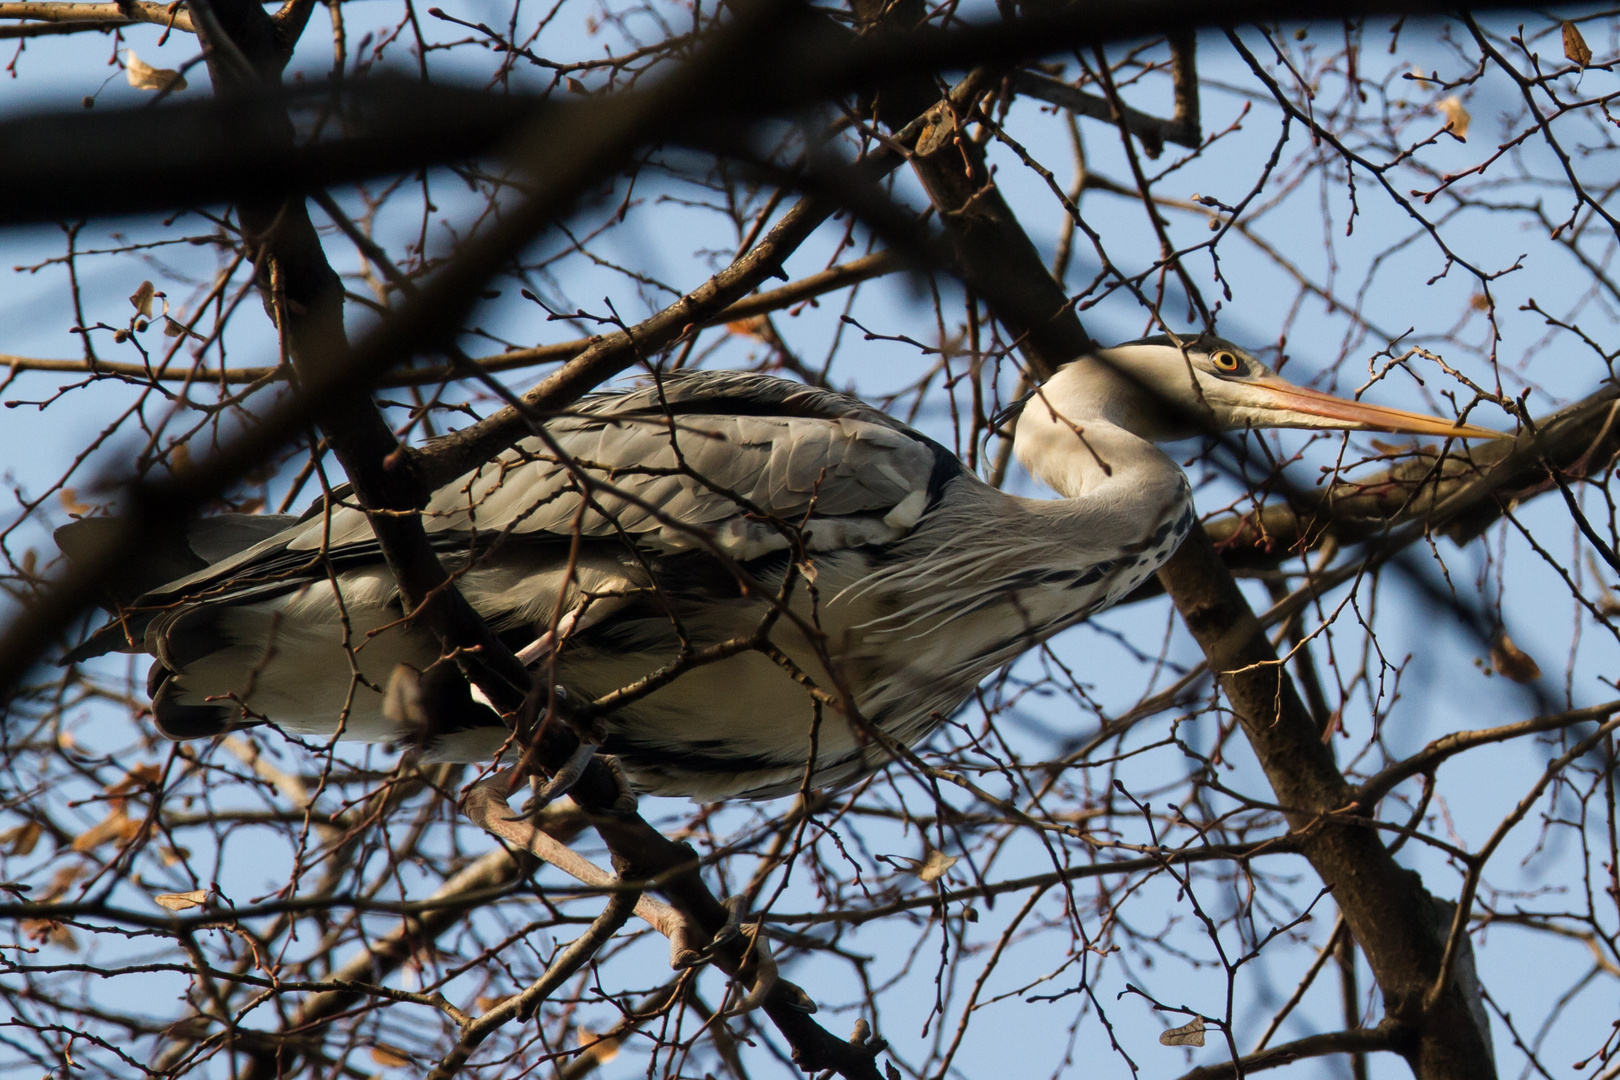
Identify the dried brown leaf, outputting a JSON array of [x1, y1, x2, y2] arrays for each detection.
[[1159, 1016, 1206, 1047], [164, 1017, 214, 1039], [1437, 96, 1470, 139], [1490, 633, 1542, 683], [21, 918, 77, 951], [915, 110, 957, 157], [578, 1029, 620, 1063], [154, 889, 209, 911], [125, 51, 186, 92], [70, 808, 130, 852], [1563, 21, 1592, 67], [58, 488, 93, 516], [129, 280, 155, 317], [917, 847, 958, 884], [382, 664, 424, 726], [369, 1044, 412, 1067], [726, 315, 773, 342], [1, 821, 42, 856], [104, 762, 162, 797], [37, 865, 84, 903]]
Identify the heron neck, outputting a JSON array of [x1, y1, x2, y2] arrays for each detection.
[[1012, 401, 1178, 501]]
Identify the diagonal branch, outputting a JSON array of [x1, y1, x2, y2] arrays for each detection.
[[1356, 700, 1620, 809], [1012, 60, 1200, 158], [0, 0, 195, 30], [1174, 1023, 1406, 1080], [877, 28, 1500, 1080]]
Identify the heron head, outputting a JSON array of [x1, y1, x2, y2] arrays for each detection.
[[1040, 334, 1503, 443]]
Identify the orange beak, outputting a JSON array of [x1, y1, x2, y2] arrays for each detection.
[[1251, 376, 1506, 439]]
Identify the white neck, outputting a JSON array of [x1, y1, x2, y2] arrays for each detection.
[[1011, 374, 1180, 500]]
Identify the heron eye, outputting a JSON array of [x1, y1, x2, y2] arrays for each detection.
[[1211, 351, 1241, 373]]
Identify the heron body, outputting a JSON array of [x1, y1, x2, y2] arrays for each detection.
[[62, 337, 1497, 800]]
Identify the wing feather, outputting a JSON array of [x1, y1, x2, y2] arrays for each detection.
[[159, 372, 956, 601]]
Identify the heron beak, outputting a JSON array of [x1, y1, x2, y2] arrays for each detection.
[[1249, 376, 1506, 439]]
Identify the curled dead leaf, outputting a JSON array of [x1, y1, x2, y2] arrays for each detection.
[[129, 280, 155, 317], [725, 314, 775, 343], [104, 762, 162, 797], [153, 889, 209, 911], [1563, 21, 1592, 68], [1159, 1016, 1206, 1047], [914, 110, 957, 157], [125, 51, 186, 93], [1437, 97, 1470, 140], [21, 918, 78, 951], [58, 488, 93, 517], [369, 1044, 412, 1068], [1, 821, 42, 856], [382, 664, 425, 726], [577, 1028, 620, 1063], [70, 807, 132, 852], [164, 1017, 214, 1039], [1490, 633, 1542, 683], [917, 847, 958, 884], [36, 864, 85, 903]]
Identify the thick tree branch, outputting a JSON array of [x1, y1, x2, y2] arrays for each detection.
[[1356, 700, 1620, 809], [871, 21, 1500, 1078], [1210, 385, 1620, 560], [1012, 66, 1200, 157], [0, 0, 195, 31], [0, 1, 1545, 227], [1175, 1023, 1406, 1080], [894, 59, 1095, 375], [1157, 528, 1496, 1078]]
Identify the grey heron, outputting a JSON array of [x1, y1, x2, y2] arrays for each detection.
[[60, 336, 1499, 800]]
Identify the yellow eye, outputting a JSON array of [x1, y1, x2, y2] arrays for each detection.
[[1211, 351, 1241, 373]]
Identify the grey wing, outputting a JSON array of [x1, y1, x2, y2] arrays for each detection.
[[116, 372, 956, 613], [282, 372, 951, 561]]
